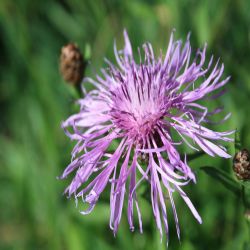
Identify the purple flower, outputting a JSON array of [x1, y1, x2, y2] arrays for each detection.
[[60, 30, 234, 240]]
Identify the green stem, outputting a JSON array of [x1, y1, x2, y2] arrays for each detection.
[[244, 210, 250, 242], [242, 185, 250, 247]]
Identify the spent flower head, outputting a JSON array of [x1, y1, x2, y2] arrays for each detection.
[[60, 30, 234, 240]]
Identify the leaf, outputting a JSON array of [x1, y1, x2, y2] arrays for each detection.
[[185, 151, 205, 161], [200, 166, 242, 196]]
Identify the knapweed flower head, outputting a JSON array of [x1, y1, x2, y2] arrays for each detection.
[[60, 30, 234, 240]]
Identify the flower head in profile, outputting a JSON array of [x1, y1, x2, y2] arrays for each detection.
[[60, 30, 233, 240]]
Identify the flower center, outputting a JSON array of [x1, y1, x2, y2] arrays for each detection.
[[110, 99, 164, 141], [112, 109, 162, 141]]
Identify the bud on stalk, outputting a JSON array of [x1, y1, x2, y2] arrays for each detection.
[[60, 43, 85, 86], [233, 149, 250, 180]]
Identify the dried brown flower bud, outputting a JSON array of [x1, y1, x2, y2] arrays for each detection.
[[60, 43, 84, 85], [233, 149, 250, 180]]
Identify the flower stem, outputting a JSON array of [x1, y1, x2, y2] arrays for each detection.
[[242, 185, 250, 248]]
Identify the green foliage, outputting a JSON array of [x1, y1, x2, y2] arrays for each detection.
[[0, 0, 250, 249], [200, 166, 242, 196]]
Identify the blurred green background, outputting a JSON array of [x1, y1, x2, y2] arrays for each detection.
[[0, 0, 250, 249]]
